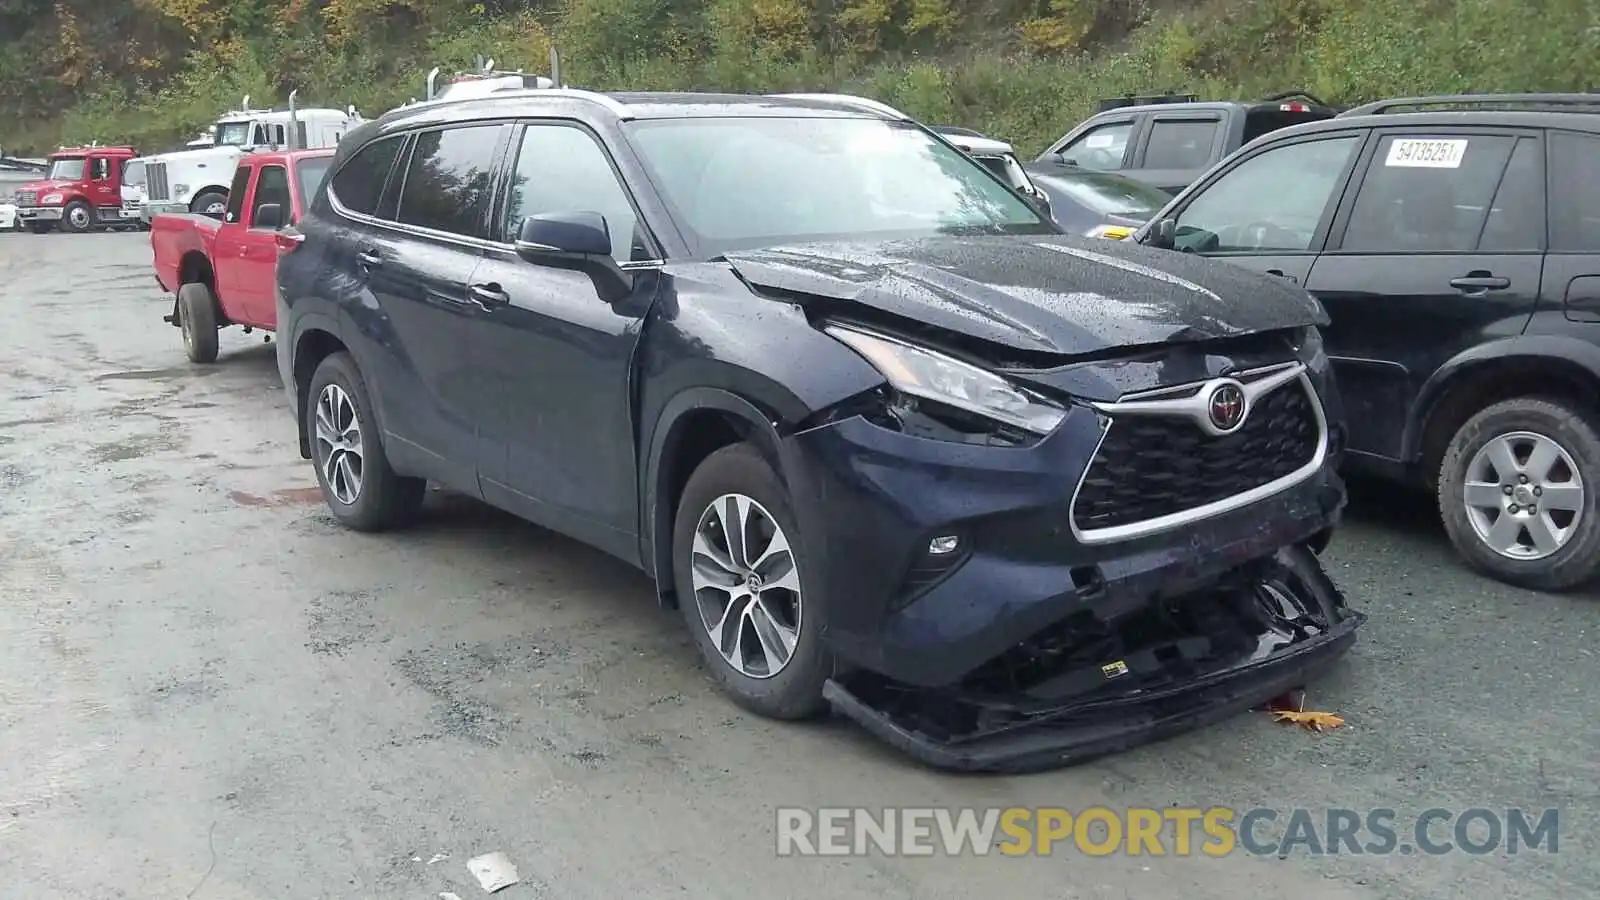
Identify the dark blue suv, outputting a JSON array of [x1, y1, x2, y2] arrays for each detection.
[[275, 88, 1363, 772]]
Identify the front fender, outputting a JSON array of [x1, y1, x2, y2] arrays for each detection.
[[1403, 334, 1600, 459]]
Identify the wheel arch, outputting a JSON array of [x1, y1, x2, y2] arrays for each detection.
[[288, 315, 349, 460], [1408, 337, 1600, 485], [641, 387, 790, 609]]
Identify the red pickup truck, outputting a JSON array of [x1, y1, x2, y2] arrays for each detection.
[[152, 147, 335, 363]]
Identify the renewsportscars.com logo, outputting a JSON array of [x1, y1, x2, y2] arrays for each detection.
[[775, 806, 1560, 857]]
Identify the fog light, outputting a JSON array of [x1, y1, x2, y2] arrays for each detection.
[[928, 535, 960, 554]]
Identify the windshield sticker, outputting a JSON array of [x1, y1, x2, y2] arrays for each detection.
[[1084, 134, 1116, 149], [1385, 138, 1468, 168]]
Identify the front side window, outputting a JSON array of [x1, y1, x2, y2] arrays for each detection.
[[1056, 121, 1134, 171], [122, 161, 146, 187], [627, 116, 1051, 256], [1173, 135, 1361, 253], [90, 158, 111, 181], [330, 134, 405, 217], [1549, 132, 1600, 253], [47, 157, 86, 181], [503, 124, 645, 261], [249, 165, 291, 227], [223, 165, 251, 223], [1339, 133, 1515, 254], [1142, 119, 1220, 170], [394, 125, 502, 238]]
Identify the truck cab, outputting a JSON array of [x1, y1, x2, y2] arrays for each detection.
[[13, 145, 138, 233], [141, 94, 362, 222]]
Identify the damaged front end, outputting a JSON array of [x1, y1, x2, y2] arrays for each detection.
[[824, 544, 1364, 774]]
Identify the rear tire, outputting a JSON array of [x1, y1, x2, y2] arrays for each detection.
[[177, 282, 220, 364], [1437, 396, 1600, 591], [305, 352, 426, 532], [672, 442, 832, 720]]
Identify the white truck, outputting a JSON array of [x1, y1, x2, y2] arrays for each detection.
[[139, 92, 362, 222]]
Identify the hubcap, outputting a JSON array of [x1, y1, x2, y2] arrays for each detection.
[[313, 384, 364, 505], [206, 201, 226, 214], [689, 493, 802, 679], [1463, 430, 1585, 560], [70, 207, 89, 228]]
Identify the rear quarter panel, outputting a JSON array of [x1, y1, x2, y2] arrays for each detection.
[[150, 213, 220, 292]]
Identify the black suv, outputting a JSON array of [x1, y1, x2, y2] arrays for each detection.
[[1134, 93, 1600, 591], [276, 88, 1363, 771]]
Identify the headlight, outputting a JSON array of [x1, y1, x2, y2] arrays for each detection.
[[173, 183, 190, 196], [40, 193, 63, 205], [1086, 223, 1133, 240], [824, 324, 1067, 436]]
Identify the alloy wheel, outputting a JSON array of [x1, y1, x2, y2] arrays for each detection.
[[1462, 430, 1585, 560], [314, 384, 365, 505], [69, 207, 90, 229], [690, 493, 803, 679]]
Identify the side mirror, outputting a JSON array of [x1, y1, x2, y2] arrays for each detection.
[[1144, 217, 1177, 250], [1026, 186, 1052, 219], [515, 211, 633, 302], [254, 203, 283, 230]]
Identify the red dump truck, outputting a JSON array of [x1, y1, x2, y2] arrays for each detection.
[[151, 147, 334, 363]]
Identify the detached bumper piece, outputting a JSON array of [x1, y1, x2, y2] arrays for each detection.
[[824, 544, 1364, 774]]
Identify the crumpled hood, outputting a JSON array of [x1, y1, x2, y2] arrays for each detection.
[[723, 234, 1327, 356]]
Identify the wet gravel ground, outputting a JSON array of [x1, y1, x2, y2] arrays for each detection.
[[1, 231, 1595, 899]]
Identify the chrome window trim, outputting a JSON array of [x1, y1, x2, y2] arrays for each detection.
[[1068, 361, 1328, 545]]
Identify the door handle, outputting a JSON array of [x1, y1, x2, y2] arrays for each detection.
[[1265, 268, 1299, 285], [1450, 272, 1509, 292], [356, 250, 383, 268], [467, 283, 510, 308]]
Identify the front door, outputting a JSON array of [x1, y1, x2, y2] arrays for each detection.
[[211, 165, 257, 319], [468, 120, 661, 561], [1167, 131, 1367, 288], [234, 163, 292, 326], [1307, 128, 1546, 462], [86, 155, 120, 213]]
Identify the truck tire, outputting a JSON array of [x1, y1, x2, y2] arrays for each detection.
[[60, 199, 95, 233], [191, 192, 227, 216], [177, 282, 220, 364], [671, 442, 833, 720], [305, 352, 426, 532], [1437, 396, 1600, 591], [28, 222, 53, 234]]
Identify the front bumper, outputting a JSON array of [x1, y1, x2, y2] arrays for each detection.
[[17, 206, 62, 222], [142, 200, 187, 222]]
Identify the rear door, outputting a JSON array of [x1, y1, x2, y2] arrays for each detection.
[[1306, 127, 1546, 462], [1536, 130, 1600, 330], [1162, 129, 1368, 287], [1129, 112, 1227, 193]]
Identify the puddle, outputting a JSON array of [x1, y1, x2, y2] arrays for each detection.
[[94, 367, 219, 382]]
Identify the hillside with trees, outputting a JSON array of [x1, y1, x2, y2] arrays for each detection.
[[1, 0, 1596, 156]]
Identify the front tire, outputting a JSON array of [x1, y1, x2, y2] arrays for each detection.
[[192, 192, 227, 216], [60, 199, 95, 233], [672, 442, 832, 720], [177, 282, 219, 364], [305, 352, 425, 532], [1437, 396, 1600, 591]]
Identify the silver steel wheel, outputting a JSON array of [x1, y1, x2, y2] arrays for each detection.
[[1463, 430, 1585, 560], [690, 493, 803, 679], [68, 206, 90, 229], [314, 384, 364, 506], [180, 307, 194, 354], [204, 200, 225, 215]]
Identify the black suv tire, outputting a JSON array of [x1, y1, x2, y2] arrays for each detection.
[[672, 442, 833, 720], [1437, 396, 1600, 591], [305, 352, 426, 532]]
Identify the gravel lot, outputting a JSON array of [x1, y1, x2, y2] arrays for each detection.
[[1, 231, 1594, 899]]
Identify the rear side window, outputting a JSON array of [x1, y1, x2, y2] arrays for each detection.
[[223, 165, 251, 224], [1056, 121, 1134, 171], [1477, 138, 1544, 253], [395, 125, 503, 238], [330, 134, 404, 217], [1141, 120, 1219, 170], [1549, 132, 1600, 253], [249, 165, 290, 228], [1340, 134, 1515, 254], [295, 157, 333, 210]]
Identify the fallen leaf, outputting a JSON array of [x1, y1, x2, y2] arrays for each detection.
[[1269, 709, 1346, 731]]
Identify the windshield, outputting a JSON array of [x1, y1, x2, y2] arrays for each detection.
[[1034, 170, 1170, 217], [626, 117, 1052, 255], [216, 122, 251, 147], [295, 157, 333, 207], [122, 161, 146, 186], [48, 157, 86, 181]]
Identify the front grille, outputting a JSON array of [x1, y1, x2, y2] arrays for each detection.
[[147, 163, 170, 201], [15, 191, 35, 206], [1072, 374, 1321, 535]]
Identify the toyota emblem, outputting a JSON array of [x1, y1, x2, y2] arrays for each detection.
[[1207, 383, 1247, 431]]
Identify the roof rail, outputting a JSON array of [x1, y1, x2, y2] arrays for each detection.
[[769, 93, 910, 120], [1339, 92, 1600, 117], [1096, 93, 1199, 112], [398, 85, 634, 119]]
